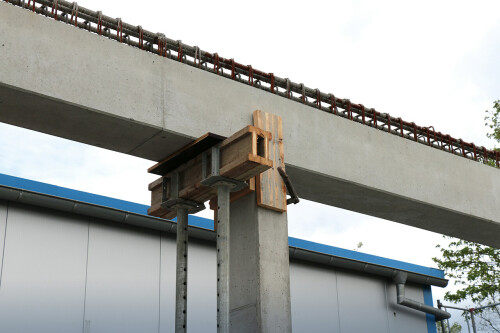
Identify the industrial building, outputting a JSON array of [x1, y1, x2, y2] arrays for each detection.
[[0, 173, 446, 332]]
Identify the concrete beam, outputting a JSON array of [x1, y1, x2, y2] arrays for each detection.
[[1, 3, 499, 247]]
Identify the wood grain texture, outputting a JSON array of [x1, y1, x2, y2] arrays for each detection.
[[253, 110, 287, 212], [148, 133, 225, 175], [148, 126, 272, 219]]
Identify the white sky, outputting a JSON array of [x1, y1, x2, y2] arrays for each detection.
[[1, 0, 499, 320]]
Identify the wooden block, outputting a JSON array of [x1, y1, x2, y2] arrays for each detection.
[[147, 177, 176, 220], [253, 110, 287, 212], [148, 126, 272, 219]]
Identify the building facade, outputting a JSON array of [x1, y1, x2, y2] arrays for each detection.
[[0, 174, 445, 333]]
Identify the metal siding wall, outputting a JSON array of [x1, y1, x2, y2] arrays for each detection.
[[159, 234, 217, 333], [83, 222, 161, 333], [290, 261, 340, 332], [159, 234, 176, 332], [0, 201, 434, 333], [386, 282, 428, 333], [186, 240, 217, 332], [0, 201, 7, 285], [0, 203, 89, 333], [336, 270, 391, 333]]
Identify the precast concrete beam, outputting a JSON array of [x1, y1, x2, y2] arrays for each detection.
[[1, 3, 499, 246]]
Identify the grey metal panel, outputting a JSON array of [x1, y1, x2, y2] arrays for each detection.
[[0, 199, 433, 333], [0, 201, 7, 284], [386, 282, 428, 333], [0, 203, 89, 333], [159, 234, 217, 333], [187, 240, 217, 332], [336, 271, 390, 333], [290, 261, 340, 332], [83, 222, 161, 333], [159, 234, 177, 332]]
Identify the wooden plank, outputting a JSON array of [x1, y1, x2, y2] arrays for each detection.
[[253, 110, 287, 212], [148, 132, 226, 175], [148, 126, 272, 219]]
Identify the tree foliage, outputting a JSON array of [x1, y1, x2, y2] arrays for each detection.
[[433, 237, 500, 332], [485, 100, 500, 144], [437, 322, 462, 333], [433, 100, 500, 331], [433, 238, 500, 304]]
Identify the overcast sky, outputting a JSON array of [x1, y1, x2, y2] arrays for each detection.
[[1, 0, 499, 318]]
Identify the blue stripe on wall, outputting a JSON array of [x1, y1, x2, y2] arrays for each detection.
[[0, 173, 149, 214], [0, 172, 444, 280], [423, 285, 438, 333], [288, 237, 444, 278]]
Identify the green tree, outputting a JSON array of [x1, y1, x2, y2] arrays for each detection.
[[433, 237, 500, 332], [437, 322, 462, 333], [485, 100, 500, 144], [485, 99, 500, 166], [432, 101, 500, 332]]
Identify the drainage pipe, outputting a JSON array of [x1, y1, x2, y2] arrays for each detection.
[[394, 271, 451, 321]]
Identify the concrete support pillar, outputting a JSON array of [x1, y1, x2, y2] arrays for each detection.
[[229, 192, 292, 332]]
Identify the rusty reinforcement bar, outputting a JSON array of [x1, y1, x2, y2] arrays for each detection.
[[4, 0, 500, 169]]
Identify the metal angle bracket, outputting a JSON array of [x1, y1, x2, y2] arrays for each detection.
[[277, 166, 300, 205], [161, 198, 206, 214], [201, 176, 248, 192], [161, 172, 205, 214], [201, 145, 248, 192]]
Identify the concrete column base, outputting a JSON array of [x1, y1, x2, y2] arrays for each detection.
[[229, 193, 292, 333]]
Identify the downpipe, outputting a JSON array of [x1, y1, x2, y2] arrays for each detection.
[[393, 271, 451, 321]]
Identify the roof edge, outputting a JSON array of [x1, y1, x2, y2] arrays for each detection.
[[0, 173, 446, 285]]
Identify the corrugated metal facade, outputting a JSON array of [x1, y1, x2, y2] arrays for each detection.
[[0, 200, 434, 333]]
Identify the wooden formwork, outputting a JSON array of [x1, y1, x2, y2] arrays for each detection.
[[148, 125, 273, 220]]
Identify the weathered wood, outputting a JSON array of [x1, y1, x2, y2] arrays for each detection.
[[148, 133, 226, 175], [253, 110, 287, 212], [148, 126, 272, 219]]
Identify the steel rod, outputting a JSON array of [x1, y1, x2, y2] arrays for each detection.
[[441, 304, 470, 311], [175, 207, 188, 333], [470, 311, 478, 333], [475, 301, 500, 311], [216, 184, 230, 333], [465, 315, 471, 333]]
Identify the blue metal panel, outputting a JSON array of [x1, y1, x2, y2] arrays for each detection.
[[423, 285, 438, 333], [0, 173, 147, 214], [289, 237, 444, 279]]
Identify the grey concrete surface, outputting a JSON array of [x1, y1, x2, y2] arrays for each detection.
[[230, 193, 292, 332], [1, 2, 499, 246]]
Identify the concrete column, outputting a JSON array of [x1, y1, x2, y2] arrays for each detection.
[[229, 193, 292, 332]]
